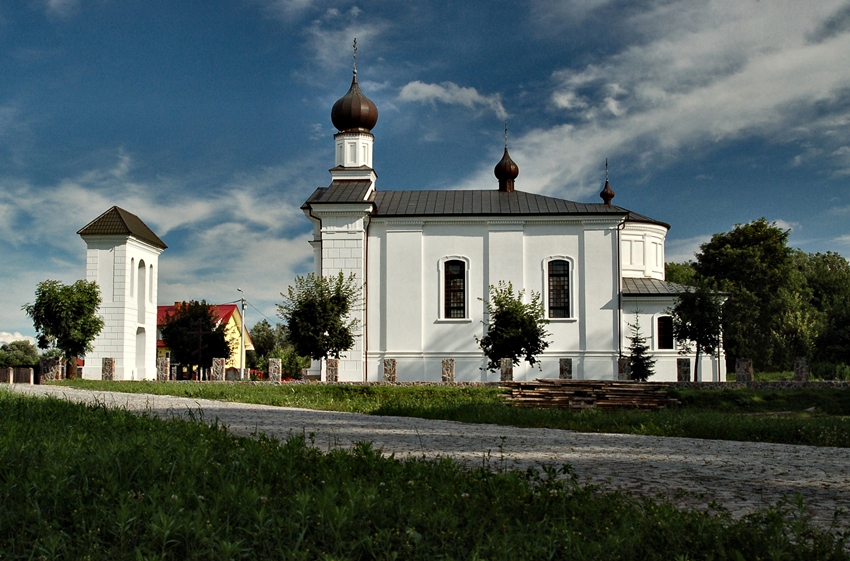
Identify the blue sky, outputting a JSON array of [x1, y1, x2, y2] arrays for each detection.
[[2, 0, 850, 343]]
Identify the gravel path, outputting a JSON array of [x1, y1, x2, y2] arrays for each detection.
[[7, 384, 850, 530]]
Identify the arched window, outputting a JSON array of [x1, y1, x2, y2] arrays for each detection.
[[657, 316, 674, 349], [444, 259, 466, 319], [547, 259, 570, 318]]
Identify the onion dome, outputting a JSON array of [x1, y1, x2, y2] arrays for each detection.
[[331, 74, 378, 133], [494, 147, 519, 192], [599, 158, 615, 205]]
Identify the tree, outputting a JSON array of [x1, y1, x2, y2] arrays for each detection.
[[23, 279, 104, 379], [0, 340, 40, 368], [665, 261, 697, 286], [476, 281, 550, 372], [277, 272, 362, 361], [671, 283, 724, 382], [693, 218, 799, 370], [160, 301, 231, 374], [247, 319, 289, 371], [625, 313, 655, 381], [268, 345, 312, 379]]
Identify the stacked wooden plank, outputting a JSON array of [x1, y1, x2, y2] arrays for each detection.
[[502, 379, 678, 410]]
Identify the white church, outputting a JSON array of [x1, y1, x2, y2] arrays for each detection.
[[301, 64, 725, 383], [73, 59, 724, 384]]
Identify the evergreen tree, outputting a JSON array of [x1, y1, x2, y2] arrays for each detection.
[[626, 313, 655, 382]]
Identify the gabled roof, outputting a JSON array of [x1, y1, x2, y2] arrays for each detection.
[[156, 303, 254, 349], [302, 181, 669, 227], [622, 277, 691, 297], [77, 206, 167, 249]]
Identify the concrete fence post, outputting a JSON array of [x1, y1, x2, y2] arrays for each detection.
[[677, 358, 691, 382], [326, 358, 339, 382], [102, 358, 115, 381], [383, 359, 397, 383], [735, 358, 753, 383], [559, 358, 573, 380], [499, 358, 513, 382], [211, 358, 225, 381], [441, 358, 455, 383], [794, 357, 809, 382], [618, 358, 631, 381], [268, 358, 282, 382]]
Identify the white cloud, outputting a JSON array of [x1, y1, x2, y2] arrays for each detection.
[[44, 0, 78, 17], [399, 81, 508, 120], [0, 332, 36, 346], [665, 235, 711, 264], [451, 1, 850, 198], [773, 219, 801, 233]]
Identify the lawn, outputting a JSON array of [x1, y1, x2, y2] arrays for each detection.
[[1, 390, 846, 560], [52, 380, 850, 447]]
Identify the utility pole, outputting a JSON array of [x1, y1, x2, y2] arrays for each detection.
[[237, 287, 246, 380]]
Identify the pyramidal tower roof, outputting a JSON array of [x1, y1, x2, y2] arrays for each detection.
[[77, 206, 167, 249]]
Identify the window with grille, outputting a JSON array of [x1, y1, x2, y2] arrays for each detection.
[[657, 316, 674, 349], [548, 260, 570, 318], [444, 260, 466, 318]]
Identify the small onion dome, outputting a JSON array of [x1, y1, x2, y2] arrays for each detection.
[[599, 178, 615, 205], [331, 74, 378, 133], [494, 147, 519, 192]]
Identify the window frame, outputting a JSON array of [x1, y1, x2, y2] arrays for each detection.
[[543, 256, 575, 321], [655, 314, 675, 350], [438, 256, 471, 322]]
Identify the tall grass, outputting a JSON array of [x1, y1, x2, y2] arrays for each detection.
[[54, 380, 850, 447], [0, 391, 846, 560]]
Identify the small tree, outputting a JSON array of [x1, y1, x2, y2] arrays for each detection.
[[247, 319, 290, 371], [277, 272, 361, 361], [671, 283, 724, 382], [160, 300, 231, 375], [0, 340, 40, 368], [476, 281, 550, 372], [23, 279, 104, 379], [626, 313, 656, 381]]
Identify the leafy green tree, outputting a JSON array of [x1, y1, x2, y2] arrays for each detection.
[[268, 345, 312, 379], [0, 340, 40, 368], [160, 301, 231, 374], [693, 218, 800, 370], [476, 281, 550, 372], [665, 261, 697, 286], [277, 272, 361, 361], [671, 282, 724, 382], [625, 313, 655, 381], [23, 279, 104, 379], [247, 319, 289, 371]]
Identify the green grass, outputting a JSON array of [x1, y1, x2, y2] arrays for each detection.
[[1, 390, 846, 560], [52, 380, 850, 447]]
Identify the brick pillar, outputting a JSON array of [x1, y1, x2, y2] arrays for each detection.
[[618, 358, 631, 381], [500, 358, 513, 382], [677, 358, 691, 382], [326, 358, 339, 382], [268, 358, 282, 382], [559, 358, 573, 380], [794, 357, 809, 382], [156, 358, 169, 382], [383, 359, 397, 383], [211, 358, 225, 381], [441, 358, 455, 383], [735, 358, 753, 382], [102, 358, 115, 381]]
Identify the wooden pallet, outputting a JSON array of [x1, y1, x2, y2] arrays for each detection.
[[502, 379, 678, 410]]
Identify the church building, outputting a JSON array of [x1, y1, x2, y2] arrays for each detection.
[[302, 62, 725, 383]]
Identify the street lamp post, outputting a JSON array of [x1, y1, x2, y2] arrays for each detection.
[[237, 287, 246, 381]]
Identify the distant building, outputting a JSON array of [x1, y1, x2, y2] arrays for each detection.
[[301, 64, 724, 382], [156, 303, 254, 376]]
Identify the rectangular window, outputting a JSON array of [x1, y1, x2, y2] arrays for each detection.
[[657, 316, 674, 349], [444, 260, 466, 318], [548, 260, 570, 318]]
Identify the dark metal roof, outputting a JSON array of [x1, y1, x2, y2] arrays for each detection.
[[371, 189, 628, 217], [622, 277, 690, 297], [302, 180, 373, 208], [302, 183, 669, 228], [77, 206, 167, 250]]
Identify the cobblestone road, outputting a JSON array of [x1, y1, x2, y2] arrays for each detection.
[[8, 384, 849, 530]]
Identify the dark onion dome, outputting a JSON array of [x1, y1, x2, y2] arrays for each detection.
[[331, 74, 378, 133], [600, 178, 615, 206], [494, 147, 519, 192]]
